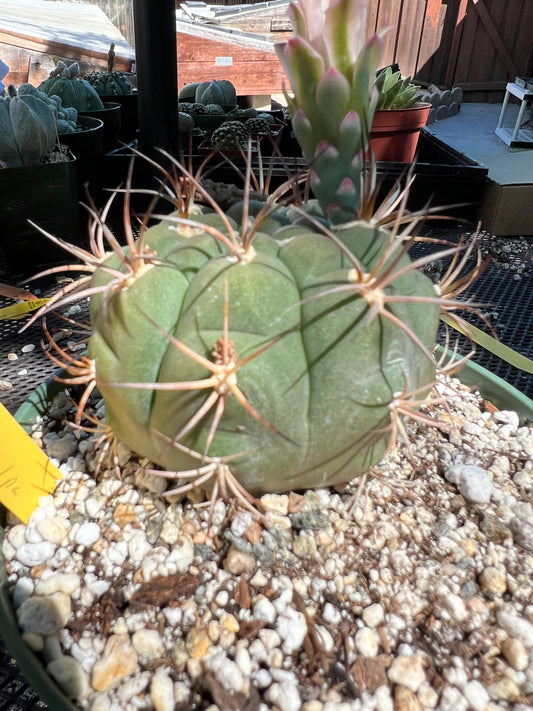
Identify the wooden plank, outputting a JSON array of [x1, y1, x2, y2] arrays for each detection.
[[374, 0, 403, 68], [472, 0, 517, 77], [177, 32, 287, 96], [445, 0, 469, 87], [395, 0, 427, 76], [0, 29, 132, 86], [417, 0, 444, 74]]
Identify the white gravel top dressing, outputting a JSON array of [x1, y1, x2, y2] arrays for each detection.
[[2, 373, 533, 711]]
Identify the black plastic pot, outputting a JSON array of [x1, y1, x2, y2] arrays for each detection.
[[79, 101, 122, 153], [58, 116, 104, 192], [97, 92, 138, 142], [0, 154, 81, 277]]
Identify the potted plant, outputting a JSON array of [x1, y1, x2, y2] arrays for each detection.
[[1, 1, 532, 709], [38, 62, 121, 152], [0, 85, 80, 276], [369, 65, 432, 162], [84, 44, 138, 143], [15, 82, 104, 191]]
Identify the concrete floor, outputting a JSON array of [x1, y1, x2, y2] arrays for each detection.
[[425, 101, 533, 182]]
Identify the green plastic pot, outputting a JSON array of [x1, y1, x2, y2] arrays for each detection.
[[1, 356, 532, 709]]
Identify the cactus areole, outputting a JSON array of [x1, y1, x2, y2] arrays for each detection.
[[39, 0, 456, 503]]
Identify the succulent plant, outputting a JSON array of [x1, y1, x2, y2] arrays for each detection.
[[84, 69, 133, 96], [38, 61, 105, 112], [17, 83, 78, 134], [244, 116, 273, 134], [0, 85, 57, 167], [195, 79, 237, 107], [33, 0, 477, 513], [211, 120, 249, 149], [375, 66, 421, 110]]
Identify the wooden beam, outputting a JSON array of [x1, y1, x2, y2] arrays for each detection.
[[471, 0, 517, 78], [456, 80, 507, 91]]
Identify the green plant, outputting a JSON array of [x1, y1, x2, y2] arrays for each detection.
[[375, 66, 421, 110], [32, 0, 478, 513], [17, 84, 78, 134], [211, 120, 249, 148], [84, 70, 132, 97], [195, 79, 237, 107], [84, 44, 133, 97], [0, 85, 57, 167], [38, 61, 105, 112]]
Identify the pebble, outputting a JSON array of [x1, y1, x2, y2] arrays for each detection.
[[47, 656, 88, 700], [150, 669, 175, 711], [91, 635, 138, 692], [445, 464, 492, 503], [497, 607, 533, 647], [501, 637, 529, 670], [387, 654, 426, 692], [478, 566, 507, 596], [362, 603, 385, 627], [17, 593, 71, 635], [355, 626, 379, 657], [3, 374, 533, 711]]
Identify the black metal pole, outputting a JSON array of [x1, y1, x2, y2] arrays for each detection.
[[132, 0, 178, 161]]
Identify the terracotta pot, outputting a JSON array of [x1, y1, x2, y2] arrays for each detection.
[[369, 102, 431, 163]]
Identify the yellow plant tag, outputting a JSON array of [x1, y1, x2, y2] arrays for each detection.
[[0, 298, 50, 320], [0, 403, 62, 524]]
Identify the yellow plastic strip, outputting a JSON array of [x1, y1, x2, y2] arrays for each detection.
[[441, 314, 533, 375], [0, 403, 62, 524], [0, 298, 50, 321]]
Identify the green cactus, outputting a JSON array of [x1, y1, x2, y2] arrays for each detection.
[[211, 120, 249, 149], [0, 85, 57, 167], [84, 69, 133, 96], [33, 0, 475, 511], [38, 61, 105, 111], [195, 79, 237, 107], [17, 84, 78, 134]]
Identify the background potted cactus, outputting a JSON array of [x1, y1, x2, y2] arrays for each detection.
[[370, 64, 432, 162], [38, 61, 122, 153], [84, 43, 138, 143], [0, 85, 80, 276]]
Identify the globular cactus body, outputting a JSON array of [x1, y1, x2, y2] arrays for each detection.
[[87, 216, 440, 494], [0, 85, 57, 167], [84, 70, 132, 96], [38, 62, 105, 111]]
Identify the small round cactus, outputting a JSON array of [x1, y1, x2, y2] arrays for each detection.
[[244, 116, 273, 134], [211, 120, 249, 149]]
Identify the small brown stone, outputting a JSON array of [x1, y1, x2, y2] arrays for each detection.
[[352, 654, 390, 693], [394, 685, 424, 711], [224, 545, 256, 575], [91, 634, 138, 692]]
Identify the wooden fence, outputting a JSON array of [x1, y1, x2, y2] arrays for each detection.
[[368, 0, 533, 101], [72, 0, 533, 102]]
